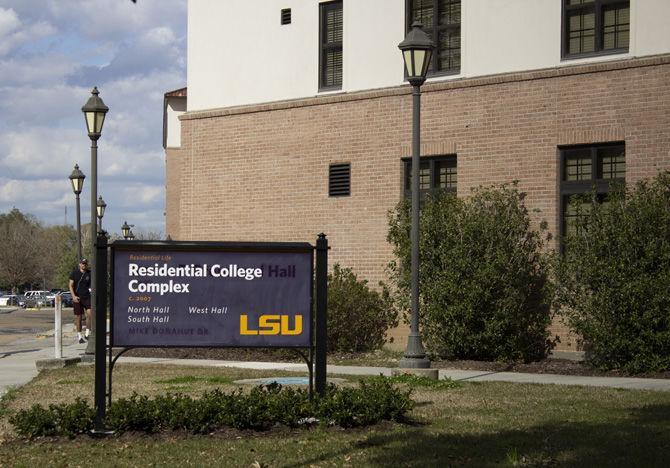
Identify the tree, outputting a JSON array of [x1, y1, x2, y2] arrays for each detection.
[[0, 209, 43, 291]]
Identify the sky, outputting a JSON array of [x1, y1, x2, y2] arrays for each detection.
[[0, 0, 187, 237]]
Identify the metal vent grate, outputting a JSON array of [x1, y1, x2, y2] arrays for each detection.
[[329, 163, 351, 197], [281, 8, 291, 25]]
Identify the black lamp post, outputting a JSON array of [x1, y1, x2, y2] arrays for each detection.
[[96, 196, 107, 232], [82, 87, 109, 433], [68, 164, 85, 261], [398, 22, 434, 369]]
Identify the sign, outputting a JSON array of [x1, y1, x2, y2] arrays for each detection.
[[111, 243, 312, 348]]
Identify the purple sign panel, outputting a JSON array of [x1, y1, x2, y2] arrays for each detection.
[[112, 248, 312, 347]]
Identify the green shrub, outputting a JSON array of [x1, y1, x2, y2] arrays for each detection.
[[10, 398, 93, 438], [327, 264, 398, 353], [50, 398, 95, 436], [9, 404, 57, 438], [387, 184, 553, 362], [555, 172, 670, 373], [316, 377, 413, 427], [105, 393, 160, 433], [10, 380, 414, 437]]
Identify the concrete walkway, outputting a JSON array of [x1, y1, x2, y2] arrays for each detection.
[[0, 324, 87, 397], [116, 356, 670, 392], [3, 337, 670, 396]]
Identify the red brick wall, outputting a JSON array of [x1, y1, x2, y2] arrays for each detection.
[[167, 55, 670, 352]]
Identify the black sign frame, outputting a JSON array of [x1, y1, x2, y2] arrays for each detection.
[[104, 238, 327, 411]]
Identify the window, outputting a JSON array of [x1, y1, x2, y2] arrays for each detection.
[[281, 9, 291, 25], [319, 1, 343, 91], [407, 0, 461, 75], [562, 0, 629, 59], [403, 155, 457, 199], [560, 143, 625, 239], [329, 163, 350, 197]]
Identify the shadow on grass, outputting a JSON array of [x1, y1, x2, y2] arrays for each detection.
[[285, 404, 670, 467]]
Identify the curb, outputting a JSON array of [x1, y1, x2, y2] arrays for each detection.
[[36, 357, 82, 371]]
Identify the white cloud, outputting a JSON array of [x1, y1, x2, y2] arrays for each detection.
[[0, 7, 55, 56], [0, 8, 20, 37], [0, 0, 186, 235], [0, 55, 74, 87]]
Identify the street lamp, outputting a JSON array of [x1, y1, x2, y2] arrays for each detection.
[[398, 22, 434, 369], [128, 229, 135, 240], [96, 196, 107, 232], [68, 164, 85, 261], [82, 87, 109, 433], [121, 221, 134, 240]]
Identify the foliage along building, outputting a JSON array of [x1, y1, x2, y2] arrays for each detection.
[[164, 0, 670, 355]]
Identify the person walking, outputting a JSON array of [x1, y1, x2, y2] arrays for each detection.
[[69, 258, 91, 344]]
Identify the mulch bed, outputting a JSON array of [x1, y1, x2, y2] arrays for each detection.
[[123, 347, 670, 380]]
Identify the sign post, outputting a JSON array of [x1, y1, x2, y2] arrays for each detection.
[[93, 233, 110, 435], [315, 234, 328, 397]]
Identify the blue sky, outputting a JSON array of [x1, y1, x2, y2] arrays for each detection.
[[0, 0, 187, 236]]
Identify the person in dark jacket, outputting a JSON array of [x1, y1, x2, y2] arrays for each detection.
[[68, 258, 91, 344]]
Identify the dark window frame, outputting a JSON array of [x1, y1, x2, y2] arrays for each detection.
[[559, 142, 625, 244], [405, 0, 461, 77], [561, 0, 630, 60], [402, 154, 457, 199], [319, 1, 343, 91]]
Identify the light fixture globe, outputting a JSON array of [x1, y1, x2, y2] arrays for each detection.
[[69, 164, 86, 195], [121, 221, 131, 239], [398, 21, 435, 86], [82, 87, 109, 140], [96, 196, 107, 219]]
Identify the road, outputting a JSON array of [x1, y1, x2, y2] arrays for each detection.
[[0, 306, 74, 354]]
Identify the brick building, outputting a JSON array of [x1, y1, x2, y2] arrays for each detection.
[[164, 0, 670, 354]]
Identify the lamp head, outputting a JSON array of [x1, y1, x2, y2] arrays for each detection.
[[68, 164, 85, 195], [82, 87, 109, 140], [398, 21, 435, 86]]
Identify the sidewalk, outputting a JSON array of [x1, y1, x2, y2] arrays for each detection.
[[116, 356, 670, 392], [3, 339, 670, 396], [0, 324, 87, 397]]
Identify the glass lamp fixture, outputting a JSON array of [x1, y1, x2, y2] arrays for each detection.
[[81, 87, 109, 140], [398, 21, 435, 86], [69, 164, 85, 195], [121, 221, 131, 239], [96, 196, 107, 220]]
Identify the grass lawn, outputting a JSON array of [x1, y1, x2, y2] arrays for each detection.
[[1, 364, 669, 467]]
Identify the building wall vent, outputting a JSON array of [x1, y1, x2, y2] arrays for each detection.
[[329, 163, 351, 197], [281, 8, 291, 25]]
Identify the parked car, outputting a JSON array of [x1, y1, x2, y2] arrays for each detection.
[[24, 290, 49, 298], [46, 289, 64, 302], [0, 294, 21, 306], [21, 293, 52, 308], [59, 292, 74, 307], [16, 295, 28, 308]]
